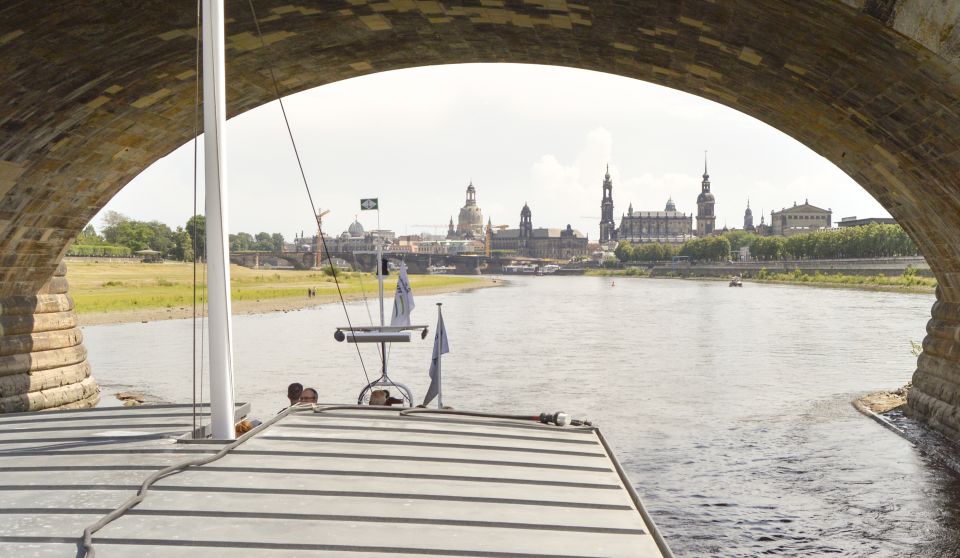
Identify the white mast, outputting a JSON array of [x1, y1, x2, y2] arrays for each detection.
[[377, 220, 386, 377], [203, 0, 236, 440]]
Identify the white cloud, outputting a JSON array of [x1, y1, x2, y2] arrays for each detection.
[[98, 63, 887, 242]]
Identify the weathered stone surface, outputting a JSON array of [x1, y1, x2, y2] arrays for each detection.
[[908, 287, 960, 437], [0, 264, 96, 411], [0, 294, 74, 317], [0, 327, 83, 357], [0, 361, 90, 398], [0, 311, 78, 337], [0, 376, 99, 413], [2, 1, 960, 432]]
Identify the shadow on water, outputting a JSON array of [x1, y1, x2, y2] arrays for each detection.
[[84, 275, 960, 556]]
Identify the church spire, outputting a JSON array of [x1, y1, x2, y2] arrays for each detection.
[[703, 150, 709, 179]]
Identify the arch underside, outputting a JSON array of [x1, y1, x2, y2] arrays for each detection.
[[3, 0, 960, 426], [0, 0, 958, 298]]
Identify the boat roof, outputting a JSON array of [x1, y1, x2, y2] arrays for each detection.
[[0, 403, 668, 557]]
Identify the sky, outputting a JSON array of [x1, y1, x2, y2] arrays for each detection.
[[95, 63, 890, 241]]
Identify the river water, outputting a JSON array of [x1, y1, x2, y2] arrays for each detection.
[[83, 276, 960, 557]]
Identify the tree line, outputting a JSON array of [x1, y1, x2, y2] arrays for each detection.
[[69, 211, 286, 261], [615, 223, 919, 263]]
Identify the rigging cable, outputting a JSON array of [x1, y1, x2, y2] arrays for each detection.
[[190, 0, 202, 435], [245, 0, 371, 387], [350, 250, 382, 372]]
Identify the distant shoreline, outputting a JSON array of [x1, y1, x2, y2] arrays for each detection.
[[78, 278, 502, 326], [585, 269, 935, 294]]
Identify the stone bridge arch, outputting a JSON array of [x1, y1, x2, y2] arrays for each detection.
[[3, 0, 960, 432]]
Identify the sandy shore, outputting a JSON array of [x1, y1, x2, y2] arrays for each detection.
[[78, 277, 503, 326]]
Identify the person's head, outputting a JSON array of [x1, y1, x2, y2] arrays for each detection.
[[369, 390, 387, 406], [299, 388, 318, 404], [287, 383, 303, 405], [235, 420, 255, 436]]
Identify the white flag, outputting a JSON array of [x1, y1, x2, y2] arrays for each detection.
[[390, 262, 414, 327], [423, 308, 449, 407]]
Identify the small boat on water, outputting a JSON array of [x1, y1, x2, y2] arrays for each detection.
[[502, 264, 538, 274], [427, 264, 457, 274], [729, 275, 743, 287]]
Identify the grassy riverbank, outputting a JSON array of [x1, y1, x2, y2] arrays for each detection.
[[67, 261, 496, 324], [585, 268, 650, 277], [585, 267, 935, 293], [749, 269, 935, 293]]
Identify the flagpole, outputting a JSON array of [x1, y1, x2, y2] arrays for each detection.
[[377, 228, 386, 377], [436, 302, 443, 409]]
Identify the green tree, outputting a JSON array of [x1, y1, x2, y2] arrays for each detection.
[[170, 227, 194, 262], [186, 215, 206, 261], [271, 232, 285, 253], [76, 224, 102, 245]]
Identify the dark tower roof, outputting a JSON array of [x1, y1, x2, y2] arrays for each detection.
[[697, 151, 715, 203]]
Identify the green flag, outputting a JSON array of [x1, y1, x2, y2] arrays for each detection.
[[360, 198, 378, 211]]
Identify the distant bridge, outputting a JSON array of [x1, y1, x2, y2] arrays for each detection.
[[229, 250, 558, 274]]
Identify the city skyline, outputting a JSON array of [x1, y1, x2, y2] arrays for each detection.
[[95, 63, 891, 242]]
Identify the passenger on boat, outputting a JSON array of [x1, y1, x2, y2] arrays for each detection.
[[287, 383, 303, 405], [299, 388, 319, 404], [235, 420, 255, 435], [369, 390, 388, 406]]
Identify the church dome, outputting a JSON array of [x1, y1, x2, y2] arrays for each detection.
[[697, 191, 715, 204], [458, 205, 483, 232], [348, 219, 364, 236], [521, 202, 531, 217], [456, 181, 483, 237], [665, 197, 677, 212]]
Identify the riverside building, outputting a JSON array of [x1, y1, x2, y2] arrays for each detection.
[[491, 202, 589, 259], [597, 164, 699, 245], [770, 200, 833, 236]]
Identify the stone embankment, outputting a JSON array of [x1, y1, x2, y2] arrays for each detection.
[[855, 382, 960, 475], [0, 262, 99, 412]]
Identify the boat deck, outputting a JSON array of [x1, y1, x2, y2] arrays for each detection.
[[0, 404, 669, 557]]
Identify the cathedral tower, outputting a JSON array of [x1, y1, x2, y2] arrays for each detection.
[[520, 202, 532, 239], [696, 153, 716, 236], [600, 165, 616, 243], [743, 198, 754, 231]]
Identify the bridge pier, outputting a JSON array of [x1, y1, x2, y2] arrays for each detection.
[[907, 287, 960, 439], [0, 262, 99, 413]]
